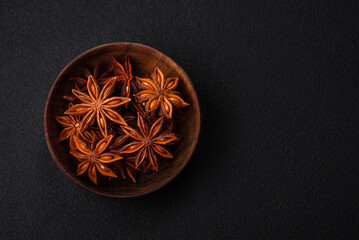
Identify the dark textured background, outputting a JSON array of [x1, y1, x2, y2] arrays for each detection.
[[1, 0, 359, 239]]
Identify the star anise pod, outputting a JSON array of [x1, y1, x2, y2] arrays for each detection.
[[63, 83, 82, 102], [107, 129, 135, 182], [71, 135, 121, 185], [64, 75, 131, 137], [113, 157, 137, 183], [102, 57, 133, 95], [64, 64, 113, 102], [134, 67, 189, 118], [56, 59, 190, 186], [56, 103, 92, 150], [109, 132, 128, 150], [71, 63, 113, 89], [98, 57, 133, 108], [119, 114, 178, 171]]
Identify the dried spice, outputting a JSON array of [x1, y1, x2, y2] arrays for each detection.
[[119, 114, 178, 171], [135, 67, 189, 118], [72, 63, 113, 90], [113, 157, 137, 183], [56, 103, 92, 150], [71, 135, 121, 184], [99, 57, 133, 99], [64, 76, 131, 137], [63, 64, 113, 102], [56, 57, 189, 185]]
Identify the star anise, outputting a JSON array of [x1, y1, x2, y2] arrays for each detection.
[[113, 157, 137, 183], [71, 135, 121, 185], [56, 103, 92, 150], [64, 64, 113, 102], [71, 63, 113, 90], [119, 114, 178, 171], [64, 75, 131, 137], [56, 59, 189, 186], [107, 129, 136, 182], [98, 57, 133, 97], [63, 82, 82, 102], [109, 132, 128, 150], [134, 67, 189, 118]]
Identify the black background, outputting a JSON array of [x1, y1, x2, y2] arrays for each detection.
[[1, 0, 359, 239]]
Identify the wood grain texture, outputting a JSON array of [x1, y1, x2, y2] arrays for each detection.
[[44, 42, 201, 198]]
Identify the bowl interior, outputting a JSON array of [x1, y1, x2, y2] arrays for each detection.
[[44, 43, 200, 198]]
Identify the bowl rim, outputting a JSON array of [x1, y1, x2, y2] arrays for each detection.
[[44, 42, 201, 199]]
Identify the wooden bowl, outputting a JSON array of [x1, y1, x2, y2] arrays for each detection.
[[44, 42, 200, 198]]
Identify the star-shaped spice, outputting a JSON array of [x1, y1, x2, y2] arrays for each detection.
[[119, 113, 178, 171], [107, 130, 136, 183], [134, 67, 189, 118], [98, 57, 133, 98], [113, 157, 137, 183], [109, 132, 128, 150], [71, 63, 113, 90], [65, 75, 131, 137], [71, 135, 121, 185], [64, 64, 113, 102], [56, 103, 92, 150]]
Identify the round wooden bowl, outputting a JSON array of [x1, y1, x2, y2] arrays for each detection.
[[44, 42, 200, 198]]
